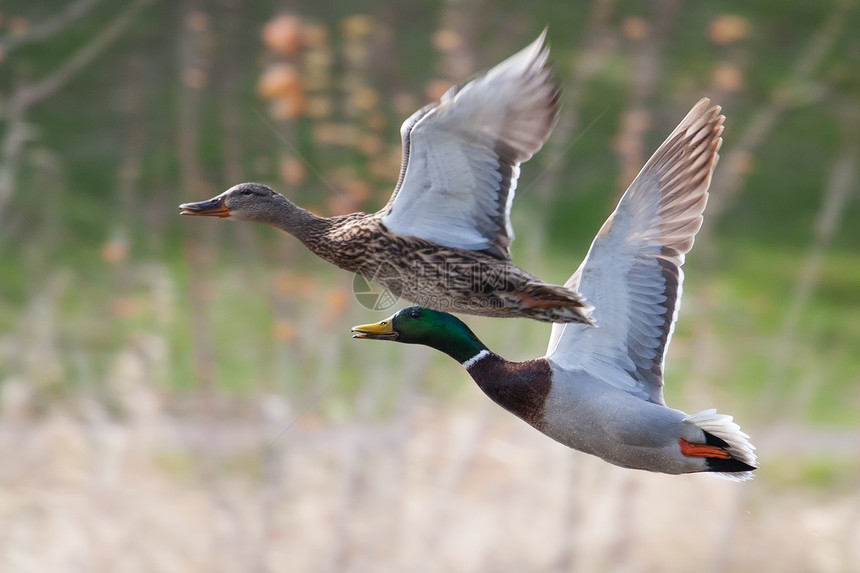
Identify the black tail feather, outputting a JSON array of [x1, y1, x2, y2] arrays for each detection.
[[703, 430, 730, 448], [702, 430, 757, 473], [706, 456, 757, 473]]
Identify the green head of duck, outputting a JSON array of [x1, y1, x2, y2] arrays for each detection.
[[352, 306, 489, 365]]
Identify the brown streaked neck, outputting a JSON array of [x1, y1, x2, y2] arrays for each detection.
[[265, 196, 334, 245], [465, 355, 552, 430]]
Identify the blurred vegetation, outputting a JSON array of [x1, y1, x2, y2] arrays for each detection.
[[0, 0, 858, 429]]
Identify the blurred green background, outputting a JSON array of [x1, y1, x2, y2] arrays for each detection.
[[0, 0, 859, 571]]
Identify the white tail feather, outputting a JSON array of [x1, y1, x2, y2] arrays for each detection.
[[684, 409, 757, 482]]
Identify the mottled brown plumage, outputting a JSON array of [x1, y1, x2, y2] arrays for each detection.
[[328, 219, 588, 321], [180, 192, 591, 322]]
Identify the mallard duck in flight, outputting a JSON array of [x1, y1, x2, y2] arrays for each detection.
[[180, 32, 594, 324], [352, 99, 757, 480]]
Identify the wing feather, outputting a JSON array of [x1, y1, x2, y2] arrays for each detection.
[[380, 31, 559, 260], [546, 99, 724, 404]]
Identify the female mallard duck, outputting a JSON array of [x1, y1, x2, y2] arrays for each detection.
[[352, 99, 758, 480], [180, 32, 593, 324]]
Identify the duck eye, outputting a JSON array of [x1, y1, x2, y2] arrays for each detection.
[[240, 189, 254, 196], [409, 310, 421, 319]]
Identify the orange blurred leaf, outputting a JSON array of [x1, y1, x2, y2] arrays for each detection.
[[10, 17, 29, 36], [111, 297, 138, 319], [280, 156, 307, 186], [326, 287, 351, 313], [357, 134, 383, 157], [708, 15, 752, 45], [432, 28, 462, 53], [273, 319, 298, 342], [274, 272, 319, 297], [257, 64, 302, 100], [350, 87, 379, 111], [345, 180, 372, 203], [270, 92, 306, 120], [262, 14, 303, 56], [622, 17, 650, 40], [182, 68, 207, 89], [711, 62, 745, 92], [325, 195, 358, 216], [100, 240, 129, 264], [313, 123, 357, 146], [424, 80, 451, 102], [341, 14, 373, 39]]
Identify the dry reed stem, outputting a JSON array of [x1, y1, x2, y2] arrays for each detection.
[[0, 404, 856, 573]]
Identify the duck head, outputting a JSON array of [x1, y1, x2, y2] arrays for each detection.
[[179, 182, 286, 222], [352, 306, 488, 364]]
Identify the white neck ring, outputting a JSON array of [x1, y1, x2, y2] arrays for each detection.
[[461, 349, 490, 369]]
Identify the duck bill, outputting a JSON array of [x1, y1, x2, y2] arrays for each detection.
[[179, 197, 231, 218], [351, 319, 398, 340]]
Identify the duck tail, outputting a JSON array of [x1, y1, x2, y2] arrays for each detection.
[[516, 282, 595, 324], [684, 409, 757, 481]]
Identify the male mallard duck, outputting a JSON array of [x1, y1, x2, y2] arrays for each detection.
[[180, 32, 593, 324], [352, 99, 757, 480]]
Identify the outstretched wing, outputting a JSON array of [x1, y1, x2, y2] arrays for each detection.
[[379, 31, 559, 260], [546, 99, 723, 405]]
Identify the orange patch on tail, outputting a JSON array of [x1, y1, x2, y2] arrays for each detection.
[[514, 292, 570, 309], [679, 438, 732, 459]]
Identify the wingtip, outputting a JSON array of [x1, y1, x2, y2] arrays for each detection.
[[513, 27, 551, 69], [536, 26, 549, 46], [679, 97, 724, 134], [689, 97, 720, 117]]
